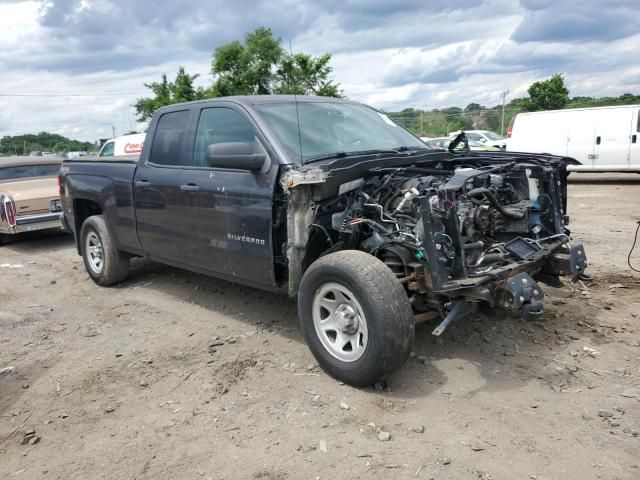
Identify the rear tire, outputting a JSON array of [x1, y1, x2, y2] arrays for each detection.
[[80, 215, 129, 286], [0, 234, 8, 246], [298, 250, 414, 387]]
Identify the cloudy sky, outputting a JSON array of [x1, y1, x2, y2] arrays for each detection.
[[1, 0, 639, 142]]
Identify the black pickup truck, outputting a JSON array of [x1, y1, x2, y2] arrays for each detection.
[[60, 95, 587, 386]]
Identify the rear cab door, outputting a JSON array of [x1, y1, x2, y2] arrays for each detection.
[[133, 107, 193, 264]]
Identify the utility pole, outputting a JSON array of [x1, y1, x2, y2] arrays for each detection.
[[112, 126, 116, 138], [420, 111, 424, 136], [500, 90, 509, 135]]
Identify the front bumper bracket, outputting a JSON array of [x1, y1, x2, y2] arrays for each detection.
[[505, 272, 545, 321]]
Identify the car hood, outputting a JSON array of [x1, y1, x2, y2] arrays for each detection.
[[301, 149, 581, 178]]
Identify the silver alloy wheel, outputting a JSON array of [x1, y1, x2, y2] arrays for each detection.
[[85, 231, 104, 274], [312, 282, 368, 362]]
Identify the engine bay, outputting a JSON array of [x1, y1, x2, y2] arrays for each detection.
[[294, 155, 588, 330], [320, 161, 565, 267]]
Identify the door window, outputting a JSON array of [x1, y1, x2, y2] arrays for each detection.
[[149, 110, 190, 166], [100, 141, 115, 157], [193, 107, 257, 167]]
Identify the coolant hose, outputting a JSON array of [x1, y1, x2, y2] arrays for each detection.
[[360, 219, 393, 235], [466, 188, 525, 219]]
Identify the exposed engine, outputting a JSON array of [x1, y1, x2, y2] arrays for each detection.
[[305, 159, 586, 328]]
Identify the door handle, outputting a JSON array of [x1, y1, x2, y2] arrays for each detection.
[[135, 180, 150, 187], [595, 136, 601, 145], [633, 134, 637, 144], [180, 184, 200, 192]]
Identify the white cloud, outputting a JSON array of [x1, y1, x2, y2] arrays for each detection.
[[0, 0, 638, 142]]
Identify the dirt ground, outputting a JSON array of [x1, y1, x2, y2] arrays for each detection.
[[1, 173, 639, 480]]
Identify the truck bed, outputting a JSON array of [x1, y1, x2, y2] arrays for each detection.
[[60, 157, 140, 254]]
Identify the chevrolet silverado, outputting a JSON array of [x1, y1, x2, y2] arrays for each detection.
[[60, 96, 587, 386]]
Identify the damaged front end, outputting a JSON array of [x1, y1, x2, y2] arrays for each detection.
[[281, 151, 588, 336]]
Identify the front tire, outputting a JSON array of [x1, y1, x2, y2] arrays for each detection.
[[298, 250, 414, 387], [80, 215, 129, 286]]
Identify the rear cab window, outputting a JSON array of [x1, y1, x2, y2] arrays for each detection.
[[0, 164, 60, 182], [149, 110, 190, 166]]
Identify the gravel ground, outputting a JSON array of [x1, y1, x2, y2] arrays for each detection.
[[1, 173, 639, 480]]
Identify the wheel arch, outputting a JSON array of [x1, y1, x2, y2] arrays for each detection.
[[72, 198, 103, 254]]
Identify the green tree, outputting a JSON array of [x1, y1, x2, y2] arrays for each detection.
[[482, 109, 501, 132], [135, 27, 343, 121], [173, 67, 205, 103], [274, 53, 342, 97], [0, 133, 94, 157], [52, 142, 67, 153], [211, 27, 284, 96], [464, 103, 482, 113], [135, 73, 173, 121], [523, 73, 569, 111], [135, 67, 205, 121]]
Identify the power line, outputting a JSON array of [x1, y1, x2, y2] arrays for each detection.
[[388, 109, 518, 120], [386, 95, 640, 118], [387, 100, 640, 122], [0, 92, 146, 97]]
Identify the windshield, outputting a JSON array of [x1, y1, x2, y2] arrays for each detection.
[[254, 102, 426, 163], [483, 131, 504, 141]]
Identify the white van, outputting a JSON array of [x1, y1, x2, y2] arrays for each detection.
[[507, 105, 640, 172], [98, 133, 146, 157]]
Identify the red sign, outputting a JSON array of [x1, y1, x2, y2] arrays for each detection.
[[124, 142, 143, 154]]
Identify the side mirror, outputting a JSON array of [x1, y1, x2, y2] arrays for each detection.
[[206, 142, 267, 172]]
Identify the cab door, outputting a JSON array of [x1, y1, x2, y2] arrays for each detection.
[[179, 104, 279, 287]]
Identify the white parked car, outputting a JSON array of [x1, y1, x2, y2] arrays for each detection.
[[66, 151, 89, 159], [98, 133, 146, 157], [506, 105, 640, 172], [449, 130, 506, 149]]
